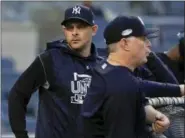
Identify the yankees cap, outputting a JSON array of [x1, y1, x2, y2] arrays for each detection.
[[61, 5, 95, 26], [104, 15, 159, 45]]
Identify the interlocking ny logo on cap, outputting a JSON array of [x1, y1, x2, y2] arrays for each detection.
[[72, 6, 81, 14]]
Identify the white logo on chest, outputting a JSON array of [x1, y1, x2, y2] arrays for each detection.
[[71, 72, 91, 104]]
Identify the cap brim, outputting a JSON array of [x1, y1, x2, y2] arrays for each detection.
[[145, 28, 160, 38], [61, 17, 93, 26]]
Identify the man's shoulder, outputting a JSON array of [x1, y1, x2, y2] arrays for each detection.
[[46, 39, 66, 50], [93, 61, 114, 75], [93, 62, 135, 84], [39, 39, 67, 57], [38, 48, 60, 60]]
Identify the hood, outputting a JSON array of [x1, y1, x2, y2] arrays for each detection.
[[46, 39, 99, 61]]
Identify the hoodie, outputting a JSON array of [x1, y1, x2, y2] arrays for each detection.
[[8, 39, 103, 138]]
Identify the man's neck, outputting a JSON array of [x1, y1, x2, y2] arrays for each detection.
[[79, 43, 92, 57], [107, 53, 136, 71]]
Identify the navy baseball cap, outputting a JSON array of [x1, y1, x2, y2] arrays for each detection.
[[104, 15, 159, 45], [61, 5, 94, 26]]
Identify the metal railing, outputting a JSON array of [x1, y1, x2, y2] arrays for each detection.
[[1, 134, 35, 138]]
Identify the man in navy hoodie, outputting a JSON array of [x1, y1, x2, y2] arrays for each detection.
[[8, 5, 101, 138]]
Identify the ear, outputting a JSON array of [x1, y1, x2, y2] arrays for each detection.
[[62, 25, 65, 31], [92, 25, 98, 36], [120, 38, 130, 51], [61, 25, 67, 35]]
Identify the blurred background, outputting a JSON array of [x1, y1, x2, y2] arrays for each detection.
[[1, 1, 184, 137]]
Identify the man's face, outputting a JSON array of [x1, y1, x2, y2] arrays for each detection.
[[62, 20, 97, 51], [128, 36, 151, 66]]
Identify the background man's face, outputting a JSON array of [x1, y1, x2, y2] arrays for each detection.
[[129, 36, 151, 66]]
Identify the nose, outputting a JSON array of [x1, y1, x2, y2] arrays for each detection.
[[144, 38, 152, 53], [145, 38, 151, 49], [72, 27, 79, 36]]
